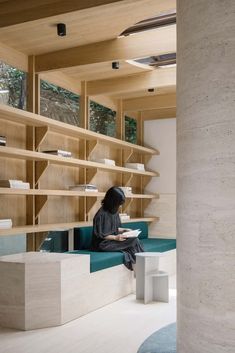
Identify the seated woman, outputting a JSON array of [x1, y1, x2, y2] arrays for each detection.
[[91, 186, 144, 270]]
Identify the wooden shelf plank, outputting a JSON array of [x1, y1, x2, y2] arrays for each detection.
[[0, 188, 158, 198], [0, 104, 159, 155], [0, 217, 159, 236], [0, 146, 159, 177]]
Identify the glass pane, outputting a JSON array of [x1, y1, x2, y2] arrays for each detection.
[[40, 80, 80, 126], [90, 100, 116, 137], [125, 116, 137, 144], [0, 61, 27, 110]]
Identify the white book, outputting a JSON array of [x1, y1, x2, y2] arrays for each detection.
[[119, 186, 132, 195], [69, 184, 98, 191], [121, 229, 141, 238], [125, 163, 145, 171], [0, 180, 30, 189], [0, 219, 12, 229], [43, 150, 72, 157], [94, 158, 116, 166]]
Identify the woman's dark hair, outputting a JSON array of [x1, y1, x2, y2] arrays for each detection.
[[102, 186, 125, 214]]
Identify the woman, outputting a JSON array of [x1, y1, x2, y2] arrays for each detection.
[[91, 186, 144, 270]]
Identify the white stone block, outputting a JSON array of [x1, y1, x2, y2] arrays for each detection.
[[0, 252, 90, 330]]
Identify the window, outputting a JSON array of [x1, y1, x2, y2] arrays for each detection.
[[0, 61, 27, 110], [90, 100, 116, 137], [125, 116, 137, 144], [40, 80, 80, 126]]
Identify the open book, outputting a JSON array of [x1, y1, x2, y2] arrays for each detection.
[[121, 229, 141, 238]]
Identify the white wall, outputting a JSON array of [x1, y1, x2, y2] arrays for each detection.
[[144, 118, 176, 238]]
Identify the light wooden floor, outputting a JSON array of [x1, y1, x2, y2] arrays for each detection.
[[0, 277, 176, 353]]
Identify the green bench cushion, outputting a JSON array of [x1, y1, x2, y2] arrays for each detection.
[[74, 221, 149, 250], [69, 237, 176, 272], [141, 238, 176, 252], [71, 221, 176, 272], [69, 250, 124, 272]]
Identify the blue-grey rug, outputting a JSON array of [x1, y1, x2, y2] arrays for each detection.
[[137, 323, 176, 353]]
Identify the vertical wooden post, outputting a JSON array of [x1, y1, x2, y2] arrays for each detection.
[[79, 81, 88, 220], [26, 56, 40, 251], [137, 111, 144, 217], [137, 111, 144, 146], [116, 99, 124, 140]]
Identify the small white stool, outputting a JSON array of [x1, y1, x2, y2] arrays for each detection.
[[136, 252, 169, 304]]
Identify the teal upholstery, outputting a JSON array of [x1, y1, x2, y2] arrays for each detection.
[[141, 238, 176, 253], [69, 250, 124, 272], [71, 222, 176, 272], [73, 221, 148, 250]]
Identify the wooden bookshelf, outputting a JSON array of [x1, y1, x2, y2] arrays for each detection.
[[0, 217, 159, 237], [0, 104, 159, 250], [0, 104, 159, 155]]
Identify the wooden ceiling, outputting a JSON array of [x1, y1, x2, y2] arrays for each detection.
[[0, 0, 176, 117]]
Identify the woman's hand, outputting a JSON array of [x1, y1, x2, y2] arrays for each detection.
[[115, 234, 126, 241]]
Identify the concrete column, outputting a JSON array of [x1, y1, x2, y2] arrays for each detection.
[[177, 1, 235, 353]]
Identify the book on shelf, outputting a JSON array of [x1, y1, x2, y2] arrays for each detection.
[[0, 219, 12, 229], [69, 184, 98, 192], [0, 135, 6, 146], [121, 229, 141, 238], [124, 163, 145, 171], [42, 150, 72, 157], [119, 186, 132, 195], [92, 158, 116, 166], [0, 179, 30, 189], [119, 213, 130, 221]]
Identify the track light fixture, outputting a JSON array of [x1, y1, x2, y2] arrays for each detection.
[[112, 61, 119, 69], [57, 23, 66, 36]]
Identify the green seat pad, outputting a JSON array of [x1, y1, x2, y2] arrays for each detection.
[[141, 238, 176, 252], [74, 221, 149, 250], [69, 250, 124, 272]]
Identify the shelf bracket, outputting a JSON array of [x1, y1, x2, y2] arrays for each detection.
[[141, 176, 152, 189], [122, 173, 133, 186], [35, 195, 48, 219], [86, 139, 98, 159], [122, 198, 133, 213], [35, 160, 49, 185], [122, 148, 133, 164], [86, 197, 98, 214], [35, 126, 49, 150], [86, 167, 98, 184]]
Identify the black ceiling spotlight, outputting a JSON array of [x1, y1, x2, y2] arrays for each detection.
[[57, 23, 66, 37], [112, 61, 119, 69], [148, 88, 155, 92]]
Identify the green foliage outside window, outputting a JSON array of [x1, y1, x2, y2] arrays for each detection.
[[0, 62, 137, 144], [125, 116, 137, 144], [40, 80, 79, 126], [0, 61, 26, 110], [90, 100, 116, 137]]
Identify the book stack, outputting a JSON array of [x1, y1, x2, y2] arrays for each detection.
[[0, 219, 12, 229], [119, 186, 132, 196], [43, 150, 72, 158], [0, 135, 6, 146], [93, 158, 116, 166], [0, 179, 30, 189], [119, 213, 130, 222], [69, 184, 98, 192], [125, 163, 145, 171]]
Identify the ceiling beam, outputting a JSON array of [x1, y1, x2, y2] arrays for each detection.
[[142, 107, 176, 120], [35, 25, 176, 72], [0, 0, 124, 28], [122, 93, 176, 111], [87, 67, 176, 96]]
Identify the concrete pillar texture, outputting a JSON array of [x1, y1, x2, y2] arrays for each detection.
[[177, 1, 235, 352]]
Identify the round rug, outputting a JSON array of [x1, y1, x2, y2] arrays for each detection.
[[137, 323, 176, 353]]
